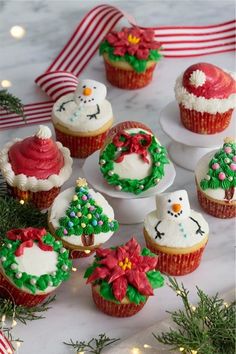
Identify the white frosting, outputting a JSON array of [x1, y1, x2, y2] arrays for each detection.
[[0, 139, 73, 192], [49, 187, 115, 247], [74, 79, 107, 107], [189, 70, 206, 88], [155, 190, 190, 221], [36, 125, 52, 139], [175, 72, 236, 114], [144, 209, 209, 248], [52, 93, 113, 133], [195, 150, 236, 201]]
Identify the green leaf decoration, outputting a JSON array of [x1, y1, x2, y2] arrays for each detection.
[[146, 270, 164, 289], [126, 285, 147, 305], [84, 263, 100, 279], [141, 247, 156, 257], [100, 281, 118, 302]]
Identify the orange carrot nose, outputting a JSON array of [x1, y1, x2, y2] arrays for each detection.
[[83, 87, 92, 96], [172, 203, 182, 213]]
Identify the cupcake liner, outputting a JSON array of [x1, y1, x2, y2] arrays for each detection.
[[92, 285, 147, 317], [179, 104, 233, 134], [0, 271, 51, 307], [54, 127, 109, 158], [7, 184, 60, 210], [104, 58, 156, 89], [69, 248, 95, 259], [197, 187, 236, 219]]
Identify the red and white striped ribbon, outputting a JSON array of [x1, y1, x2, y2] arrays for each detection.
[[0, 4, 235, 129], [0, 331, 13, 354]]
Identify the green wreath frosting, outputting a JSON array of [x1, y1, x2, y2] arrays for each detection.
[[0, 229, 72, 294], [99, 131, 169, 195]]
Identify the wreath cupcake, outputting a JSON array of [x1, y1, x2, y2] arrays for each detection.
[[84, 238, 164, 317], [99, 27, 162, 89], [0, 227, 72, 307], [99, 121, 169, 195]]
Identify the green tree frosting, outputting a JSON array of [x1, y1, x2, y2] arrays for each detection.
[[200, 138, 236, 200]]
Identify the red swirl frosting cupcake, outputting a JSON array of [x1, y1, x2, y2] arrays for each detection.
[[175, 62, 236, 134], [0, 125, 72, 209]]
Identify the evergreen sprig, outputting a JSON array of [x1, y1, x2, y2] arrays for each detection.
[[153, 277, 236, 354], [0, 89, 25, 119], [64, 333, 120, 354]]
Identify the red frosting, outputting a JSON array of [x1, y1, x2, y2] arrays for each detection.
[[182, 62, 236, 99], [8, 135, 64, 179]]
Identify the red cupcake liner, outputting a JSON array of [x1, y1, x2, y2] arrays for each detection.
[[92, 286, 147, 317], [0, 271, 51, 307], [7, 184, 60, 210], [54, 127, 109, 158], [145, 237, 206, 276], [104, 58, 156, 89], [69, 248, 95, 259], [179, 104, 233, 134], [197, 188, 236, 219]]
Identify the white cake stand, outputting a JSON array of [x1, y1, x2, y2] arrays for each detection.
[[160, 101, 236, 171], [83, 151, 176, 224]]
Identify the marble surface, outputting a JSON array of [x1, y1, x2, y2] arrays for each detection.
[[0, 1, 235, 353]]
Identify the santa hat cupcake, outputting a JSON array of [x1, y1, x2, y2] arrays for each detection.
[[0, 125, 72, 209], [175, 63, 236, 134]]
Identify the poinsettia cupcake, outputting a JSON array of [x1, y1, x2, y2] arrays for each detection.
[[99, 121, 169, 194], [52, 79, 113, 158], [0, 125, 72, 210], [99, 27, 162, 89], [48, 178, 119, 259], [144, 190, 209, 276], [0, 227, 72, 307], [175, 62, 236, 134], [195, 137, 236, 218], [84, 238, 164, 317]]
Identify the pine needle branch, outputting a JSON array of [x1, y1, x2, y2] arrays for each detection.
[[0, 89, 25, 119]]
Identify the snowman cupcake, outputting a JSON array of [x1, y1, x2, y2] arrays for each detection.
[[52, 79, 114, 158], [143, 190, 209, 276], [48, 178, 119, 259], [99, 121, 169, 195]]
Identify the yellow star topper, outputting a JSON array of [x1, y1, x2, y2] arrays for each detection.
[[76, 177, 88, 188]]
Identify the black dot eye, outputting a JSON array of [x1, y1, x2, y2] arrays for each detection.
[[82, 85, 86, 88], [168, 199, 171, 203], [93, 86, 96, 89], [179, 197, 182, 201]]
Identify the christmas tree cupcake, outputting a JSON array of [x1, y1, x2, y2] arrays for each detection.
[[52, 79, 113, 158], [0, 125, 72, 210], [195, 138, 236, 218], [0, 228, 72, 307], [175, 62, 236, 134], [84, 238, 164, 317], [99, 121, 169, 195], [99, 27, 162, 89], [143, 190, 209, 276], [48, 178, 119, 259]]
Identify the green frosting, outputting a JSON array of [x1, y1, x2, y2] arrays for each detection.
[[99, 132, 169, 195], [0, 232, 72, 294], [99, 40, 162, 73]]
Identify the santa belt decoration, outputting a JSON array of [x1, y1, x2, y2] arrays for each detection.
[[0, 4, 235, 129], [7, 227, 53, 256]]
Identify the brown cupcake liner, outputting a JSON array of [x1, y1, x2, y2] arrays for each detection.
[[7, 184, 60, 210], [197, 188, 236, 219], [92, 285, 147, 317], [179, 104, 233, 134], [0, 271, 51, 307], [54, 127, 109, 158], [104, 59, 156, 89]]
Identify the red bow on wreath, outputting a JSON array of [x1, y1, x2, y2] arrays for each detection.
[[113, 131, 152, 163], [7, 228, 53, 257]]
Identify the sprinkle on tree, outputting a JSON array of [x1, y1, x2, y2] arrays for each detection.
[[200, 137, 236, 201]]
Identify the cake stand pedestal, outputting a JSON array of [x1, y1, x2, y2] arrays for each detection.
[[160, 101, 236, 171], [83, 151, 176, 224]]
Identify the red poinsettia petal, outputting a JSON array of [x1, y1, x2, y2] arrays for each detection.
[[127, 45, 138, 56], [108, 265, 125, 283], [136, 49, 149, 60], [126, 270, 154, 296], [116, 246, 128, 261], [106, 32, 118, 44], [124, 238, 141, 259], [135, 255, 158, 272], [142, 30, 155, 42], [87, 267, 110, 284], [99, 255, 118, 269], [96, 248, 111, 258], [112, 276, 128, 302], [113, 46, 127, 56]]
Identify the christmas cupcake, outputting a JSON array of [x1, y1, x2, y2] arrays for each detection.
[[48, 178, 119, 259], [52, 79, 113, 158], [0, 125, 72, 210], [99, 121, 169, 195], [99, 27, 162, 89], [175, 62, 236, 134], [0, 227, 72, 307], [84, 238, 164, 317], [143, 190, 209, 276], [195, 137, 236, 218]]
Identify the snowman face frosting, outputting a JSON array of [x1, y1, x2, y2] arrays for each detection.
[[156, 190, 190, 222], [74, 79, 107, 107]]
